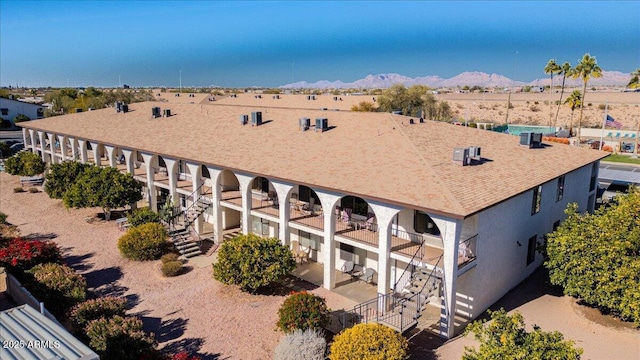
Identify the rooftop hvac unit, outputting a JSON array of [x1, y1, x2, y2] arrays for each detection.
[[419, 118, 424, 123], [163, 109, 171, 117], [469, 146, 481, 161], [520, 132, 532, 146], [520, 132, 543, 148], [409, 119, 415, 124], [392, 110, 402, 115], [239, 114, 248, 125], [251, 111, 262, 126], [453, 147, 471, 166], [299, 117, 310, 131], [333, 96, 338, 101], [307, 95, 312, 100], [114, 101, 122, 113], [315, 118, 328, 132], [121, 104, 129, 113], [152, 107, 161, 118], [75, 108, 83, 113]]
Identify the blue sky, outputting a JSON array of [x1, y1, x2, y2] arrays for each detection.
[[1, 1, 638, 88]]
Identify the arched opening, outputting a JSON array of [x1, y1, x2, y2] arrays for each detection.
[[251, 176, 280, 219], [219, 169, 242, 233]]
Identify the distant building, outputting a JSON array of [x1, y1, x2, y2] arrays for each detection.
[[0, 97, 44, 129]]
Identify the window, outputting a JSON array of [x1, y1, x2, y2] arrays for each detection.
[[556, 175, 565, 202], [298, 230, 317, 250], [589, 163, 598, 192], [531, 185, 542, 215], [526, 235, 537, 265], [252, 177, 269, 193], [299, 185, 320, 205], [0, 108, 8, 116], [339, 242, 354, 253], [414, 211, 440, 235]]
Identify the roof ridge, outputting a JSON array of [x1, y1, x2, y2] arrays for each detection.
[[388, 114, 466, 214]]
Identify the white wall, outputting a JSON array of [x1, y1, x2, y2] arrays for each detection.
[[455, 162, 596, 320], [0, 98, 43, 128]]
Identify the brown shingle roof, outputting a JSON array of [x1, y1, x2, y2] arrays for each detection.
[[20, 101, 607, 218]]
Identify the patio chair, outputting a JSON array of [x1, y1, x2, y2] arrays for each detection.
[[358, 214, 375, 231], [290, 240, 308, 263], [341, 208, 352, 223], [359, 268, 375, 283], [341, 260, 355, 275]]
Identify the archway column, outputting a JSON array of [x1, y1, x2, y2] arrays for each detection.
[[28, 129, 36, 151], [89, 141, 101, 167], [432, 217, 462, 339], [121, 149, 135, 174], [315, 190, 342, 290], [77, 139, 88, 163], [140, 152, 157, 211], [206, 166, 223, 244], [368, 201, 402, 296], [186, 162, 203, 234], [46, 133, 57, 164], [163, 158, 179, 206], [57, 135, 68, 161], [235, 173, 255, 235], [22, 128, 29, 148], [271, 180, 293, 245], [37, 131, 47, 162], [104, 145, 118, 168]]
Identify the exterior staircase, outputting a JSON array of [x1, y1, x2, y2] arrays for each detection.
[[165, 184, 213, 258], [345, 240, 444, 333]]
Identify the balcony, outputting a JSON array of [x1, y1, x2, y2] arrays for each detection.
[[151, 167, 192, 191], [220, 187, 241, 208], [289, 201, 324, 230], [251, 192, 279, 218]]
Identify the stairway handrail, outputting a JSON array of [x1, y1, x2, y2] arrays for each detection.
[[393, 236, 425, 291]]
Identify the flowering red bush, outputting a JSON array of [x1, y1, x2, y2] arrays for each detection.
[[0, 238, 61, 271], [277, 291, 330, 333], [170, 352, 202, 360]]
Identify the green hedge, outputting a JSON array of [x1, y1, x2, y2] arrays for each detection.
[[117, 223, 168, 261]]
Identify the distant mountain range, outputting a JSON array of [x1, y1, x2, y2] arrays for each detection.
[[280, 71, 632, 89]]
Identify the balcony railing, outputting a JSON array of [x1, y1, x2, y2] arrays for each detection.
[[335, 217, 379, 247], [458, 234, 477, 267]]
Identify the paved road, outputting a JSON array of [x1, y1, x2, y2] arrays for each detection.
[[0, 130, 23, 142], [599, 161, 640, 185]]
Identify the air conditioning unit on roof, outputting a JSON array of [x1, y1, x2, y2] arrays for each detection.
[[315, 118, 328, 132], [299, 117, 310, 131], [453, 147, 471, 166]]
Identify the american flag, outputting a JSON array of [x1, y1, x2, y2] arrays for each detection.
[[605, 115, 622, 129]]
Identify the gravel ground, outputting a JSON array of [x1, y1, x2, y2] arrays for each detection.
[[0, 172, 352, 359]]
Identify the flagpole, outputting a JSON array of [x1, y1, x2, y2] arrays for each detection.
[[599, 101, 607, 151]]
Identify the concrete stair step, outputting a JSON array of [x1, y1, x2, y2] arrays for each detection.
[[182, 248, 202, 258]]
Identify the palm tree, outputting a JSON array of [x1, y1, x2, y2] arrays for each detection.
[[573, 53, 602, 143], [565, 90, 582, 136], [553, 62, 573, 129], [628, 68, 640, 89], [544, 59, 561, 125]]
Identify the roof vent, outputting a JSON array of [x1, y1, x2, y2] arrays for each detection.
[[251, 111, 262, 126], [392, 110, 402, 115], [409, 119, 415, 124], [75, 108, 83, 113], [152, 107, 161, 118], [163, 109, 171, 117], [299, 117, 310, 131], [273, 95, 280, 99], [239, 114, 248, 125], [115, 101, 123, 113], [333, 96, 338, 101], [121, 104, 129, 113], [315, 118, 328, 132], [520, 132, 543, 148]]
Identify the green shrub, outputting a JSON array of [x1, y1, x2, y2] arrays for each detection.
[[274, 329, 327, 360], [212, 233, 296, 293], [13, 114, 30, 123], [44, 160, 91, 199], [85, 315, 157, 360], [0, 212, 7, 224], [161, 260, 183, 277], [69, 297, 127, 334], [28, 187, 39, 193], [277, 291, 330, 333], [4, 151, 46, 176], [463, 309, 582, 360], [26, 263, 86, 317], [160, 253, 180, 264], [117, 223, 168, 261], [13, 187, 25, 193], [329, 323, 408, 360], [127, 207, 161, 227]]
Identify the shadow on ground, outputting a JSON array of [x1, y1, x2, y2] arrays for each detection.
[[22, 232, 58, 240], [63, 249, 95, 272], [161, 337, 225, 360]]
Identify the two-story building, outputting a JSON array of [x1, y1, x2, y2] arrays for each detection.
[[17, 95, 607, 338]]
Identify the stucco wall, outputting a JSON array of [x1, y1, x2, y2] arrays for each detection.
[[456, 162, 596, 320]]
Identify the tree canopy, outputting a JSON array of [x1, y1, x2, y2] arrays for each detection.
[[463, 309, 583, 360], [63, 166, 143, 219], [4, 151, 46, 176], [44, 160, 91, 199], [376, 84, 452, 121], [545, 188, 640, 326]]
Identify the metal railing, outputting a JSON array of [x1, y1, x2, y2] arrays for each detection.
[[335, 218, 379, 246], [393, 238, 425, 293], [458, 234, 478, 267], [391, 229, 426, 259]]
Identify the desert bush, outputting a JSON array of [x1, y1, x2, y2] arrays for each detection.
[[212, 233, 296, 293], [274, 329, 327, 360], [26, 263, 86, 316], [69, 297, 127, 334], [85, 315, 157, 360], [28, 187, 39, 193], [463, 309, 582, 359], [329, 323, 408, 360], [161, 260, 182, 277], [277, 291, 330, 333], [44, 160, 91, 199], [0, 238, 62, 271], [4, 150, 46, 176], [118, 223, 168, 261], [0, 212, 6, 224], [530, 105, 541, 112], [127, 207, 161, 227], [13, 187, 25, 193], [160, 252, 180, 264]]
